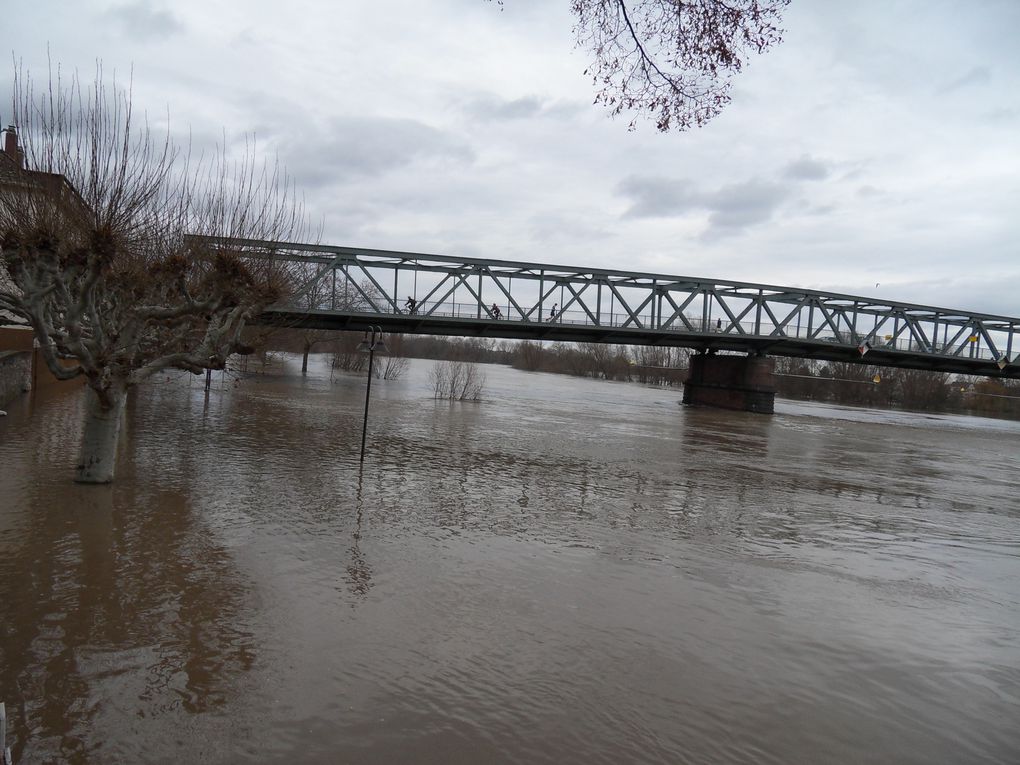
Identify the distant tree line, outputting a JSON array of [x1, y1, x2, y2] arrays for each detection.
[[773, 357, 1020, 418], [265, 330, 686, 386], [260, 329, 1019, 418], [265, 330, 512, 368], [510, 341, 687, 387]]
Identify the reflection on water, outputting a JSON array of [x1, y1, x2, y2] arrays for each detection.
[[344, 472, 374, 603], [1, 357, 1019, 763], [0, 411, 259, 760]]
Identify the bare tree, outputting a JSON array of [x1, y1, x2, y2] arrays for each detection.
[[571, 0, 790, 130], [889, 368, 954, 410], [292, 263, 337, 374], [332, 332, 371, 375], [319, 279, 387, 375], [513, 340, 545, 371], [429, 360, 486, 400], [631, 344, 688, 385], [0, 65, 307, 483], [379, 334, 410, 380], [286, 263, 374, 374]]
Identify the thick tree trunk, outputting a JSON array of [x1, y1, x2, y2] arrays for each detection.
[[75, 383, 128, 484]]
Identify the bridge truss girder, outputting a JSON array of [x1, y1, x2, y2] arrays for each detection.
[[196, 236, 1020, 379]]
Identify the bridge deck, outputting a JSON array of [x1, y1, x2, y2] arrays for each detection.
[[261, 307, 1015, 378]]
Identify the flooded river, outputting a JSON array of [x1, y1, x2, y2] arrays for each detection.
[[1, 356, 1018, 763]]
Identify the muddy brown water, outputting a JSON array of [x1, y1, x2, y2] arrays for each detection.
[[1, 356, 1018, 764]]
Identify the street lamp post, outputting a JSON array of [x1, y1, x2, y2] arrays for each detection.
[[357, 326, 388, 462]]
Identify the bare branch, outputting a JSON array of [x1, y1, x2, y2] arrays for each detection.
[[571, 0, 790, 131], [0, 60, 310, 402]]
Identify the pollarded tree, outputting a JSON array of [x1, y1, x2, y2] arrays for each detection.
[[571, 0, 790, 131], [0, 66, 307, 483]]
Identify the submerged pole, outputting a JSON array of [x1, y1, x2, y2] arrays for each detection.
[[360, 346, 375, 462], [359, 326, 385, 462]]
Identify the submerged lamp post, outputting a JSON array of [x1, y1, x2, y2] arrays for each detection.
[[357, 326, 388, 462]]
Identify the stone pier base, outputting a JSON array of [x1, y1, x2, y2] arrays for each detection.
[[682, 353, 776, 414]]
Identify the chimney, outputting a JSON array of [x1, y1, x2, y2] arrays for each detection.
[[3, 125, 23, 168]]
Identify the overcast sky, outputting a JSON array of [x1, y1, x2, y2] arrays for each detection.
[[4, 1, 1019, 315]]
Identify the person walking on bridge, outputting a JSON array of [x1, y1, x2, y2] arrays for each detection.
[[491, 303, 502, 319], [405, 296, 418, 314]]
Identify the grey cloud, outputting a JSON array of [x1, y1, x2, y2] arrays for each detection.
[[460, 93, 584, 122], [107, 2, 184, 40], [617, 175, 790, 236], [616, 176, 700, 218], [528, 212, 616, 245], [319, 201, 389, 241], [278, 116, 475, 188], [784, 155, 830, 181], [938, 66, 991, 94], [843, 275, 1020, 318], [705, 180, 790, 232], [792, 201, 835, 217], [0, 74, 13, 123], [473, 95, 544, 120], [984, 106, 1018, 123]]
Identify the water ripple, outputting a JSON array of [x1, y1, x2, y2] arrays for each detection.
[[1, 357, 1018, 763]]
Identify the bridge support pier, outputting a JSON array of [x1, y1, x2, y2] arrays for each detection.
[[682, 353, 776, 414]]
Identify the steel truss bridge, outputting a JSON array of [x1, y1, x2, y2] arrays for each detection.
[[202, 237, 1020, 379]]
